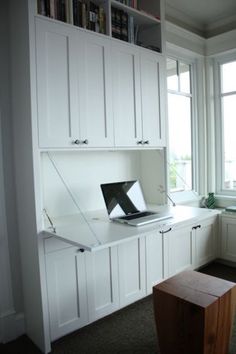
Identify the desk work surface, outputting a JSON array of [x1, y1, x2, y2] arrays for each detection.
[[41, 205, 220, 252]]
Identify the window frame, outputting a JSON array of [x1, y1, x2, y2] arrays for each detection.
[[214, 53, 236, 196], [166, 51, 200, 204]]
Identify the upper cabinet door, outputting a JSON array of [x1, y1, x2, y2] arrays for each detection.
[[112, 42, 142, 147], [140, 51, 166, 147], [78, 33, 114, 147], [36, 18, 80, 148]]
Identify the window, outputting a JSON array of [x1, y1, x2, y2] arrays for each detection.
[[167, 58, 194, 194], [216, 59, 236, 193]]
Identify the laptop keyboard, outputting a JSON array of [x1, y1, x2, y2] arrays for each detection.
[[120, 211, 155, 221]]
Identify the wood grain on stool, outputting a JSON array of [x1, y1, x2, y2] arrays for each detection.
[[153, 270, 236, 354]]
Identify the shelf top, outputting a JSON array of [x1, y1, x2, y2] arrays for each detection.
[[110, 0, 161, 26]]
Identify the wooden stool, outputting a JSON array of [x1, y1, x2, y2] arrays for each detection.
[[153, 270, 236, 354]]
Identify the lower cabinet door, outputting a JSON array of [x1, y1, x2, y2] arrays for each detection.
[[118, 238, 146, 307], [85, 246, 119, 322], [195, 217, 217, 268], [146, 232, 164, 295], [45, 247, 88, 341], [221, 216, 236, 262], [167, 226, 194, 277]]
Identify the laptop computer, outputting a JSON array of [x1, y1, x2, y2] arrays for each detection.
[[100, 180, 172, 226]]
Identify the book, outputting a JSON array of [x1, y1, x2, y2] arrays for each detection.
[[120, 10, 128, 41], [128, 15, 134, 43], [81, 1, 87, 28], [99, 6, 106, 34], [73, 0, 83, 27], [88, 1, 99, 32]]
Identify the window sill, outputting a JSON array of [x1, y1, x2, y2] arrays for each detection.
[[170, 191, 202, 207]]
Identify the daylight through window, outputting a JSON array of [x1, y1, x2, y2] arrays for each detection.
[[167, 58, 193, 193]]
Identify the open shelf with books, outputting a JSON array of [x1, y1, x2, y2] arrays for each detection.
[[37, 0, 164, 53], [37, 0, 107, 34], [110, 0, 162, 52]]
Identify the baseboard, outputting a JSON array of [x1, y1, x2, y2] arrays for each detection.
[[0, 311, 25, 343]]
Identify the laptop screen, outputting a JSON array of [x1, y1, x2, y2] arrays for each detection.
[[100, 180, 147, 219]]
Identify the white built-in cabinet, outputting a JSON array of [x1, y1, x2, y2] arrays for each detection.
[[45, 246, 88, 341], [44, 215, 218, 341], [165, 217, 217, 276], [112, 41, 165, 147], [36, 17, 165, 149], [118, 237, 146, 307], [221, 215, 236, 262], [194, 217, 217, 267], [145, 231, 165, 294], [85, 246, 119, 321], [36, 18, 114, 148], [166, 226, 195, 277]]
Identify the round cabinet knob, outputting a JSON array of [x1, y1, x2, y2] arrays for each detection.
[[137, 140, 143, 145], [82, 139, 89, 145], [73, 139, 80, 145]]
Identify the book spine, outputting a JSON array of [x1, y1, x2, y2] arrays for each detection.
[[81, 2, 87, 28], [99, 6, 106, 34], [50, 0, 56, 18]]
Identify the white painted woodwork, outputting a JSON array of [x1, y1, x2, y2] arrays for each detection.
[[194, 217, 217, 267], [36, 19, 79, 148], [85, 246, 119, 321], [167, 226, 194, 277], [45, 247, 88, 340], [36, 18, 113, 148], [78, 32, 114, 147], [112, 42, 142, 147], [221, 216, 236, 262], [140, 50, 165, 147], [0, 115, 14, 342], [118, 237, 146, 307], [112, 41, 165, 148], [145, 231, 164, 294]]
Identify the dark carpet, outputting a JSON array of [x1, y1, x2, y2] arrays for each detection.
[[2, 261, 236, 354]]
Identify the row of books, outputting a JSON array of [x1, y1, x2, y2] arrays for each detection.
[[37, 0, 106, 34], [111, 7, 138, 44], [115, 0, 138, 9]]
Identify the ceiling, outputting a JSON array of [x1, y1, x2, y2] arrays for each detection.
[[165, 0, 236, 38]]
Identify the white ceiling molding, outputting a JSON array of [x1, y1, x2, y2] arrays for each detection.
[[206, 29, 236, 56], [166, 20, 236, 57], [165, 0, 236, 38], [166, 21, 205, 56]]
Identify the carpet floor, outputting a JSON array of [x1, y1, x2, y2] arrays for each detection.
[[2, 261, 236, 354]]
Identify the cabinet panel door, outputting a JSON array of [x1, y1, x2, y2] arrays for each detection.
[[45, 248, 88, 340], [118, 238, 146, 307], [36, 19, 80, 148], [140, 52, 165, 147], [168, 226, 194, 277], [146, 232, 164, 295], [221, 217, 236, 262], [78, 33, 114, 147], [86, 246, 119, 321], [195, 217, 217, 267], [112, 42, 142, 147]]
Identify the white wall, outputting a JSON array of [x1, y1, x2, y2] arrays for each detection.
[[41, 150, 166, 218], [0, 1, 24, 342]]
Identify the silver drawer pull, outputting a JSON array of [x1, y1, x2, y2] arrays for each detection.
[[73, 139, 80, 145], [137, 140, 143, 145], [82, 139, 89, 145], [144, 140, 149, 145], [159, 227, 172, 234]]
